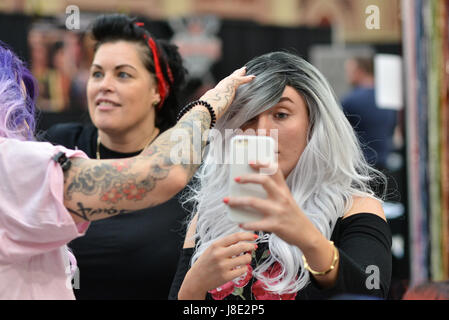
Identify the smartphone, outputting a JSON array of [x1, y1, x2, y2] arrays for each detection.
[[228, 135, 276, 223]]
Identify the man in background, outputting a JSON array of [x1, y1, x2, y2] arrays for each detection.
[[341, 56, 398, 173]]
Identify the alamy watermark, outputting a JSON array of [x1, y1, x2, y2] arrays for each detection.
[[365, 5, 380, 30], [169, 124, 279, 175], [365, 265, 380, 290], [65, 5, 80, 30]]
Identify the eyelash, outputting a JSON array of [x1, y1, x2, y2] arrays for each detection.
[[118, 72, 131, 78], [92, 71, 102, 78], [275, 112, 289, 119], [91, 71, 132, 79], [244, 112, 289, 126]]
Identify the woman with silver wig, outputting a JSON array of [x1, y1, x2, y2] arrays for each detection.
[[170, 51, 392, 300]]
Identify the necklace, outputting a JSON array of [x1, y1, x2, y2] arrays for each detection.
[[96, 127, 160, 160]]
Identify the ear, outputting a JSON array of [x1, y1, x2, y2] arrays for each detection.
[[151, 83, 160, 97], [150, 87, 161, 107]]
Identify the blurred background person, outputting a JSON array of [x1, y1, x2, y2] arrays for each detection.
[[341, 56, 398, 175], [28, 28, 52, 111], [47, 40, 71, 112]]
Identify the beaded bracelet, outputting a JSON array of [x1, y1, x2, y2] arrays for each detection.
[[176, 100, 217, 129]]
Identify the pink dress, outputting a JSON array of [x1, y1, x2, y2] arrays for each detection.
[[0, 137, 90, 299]]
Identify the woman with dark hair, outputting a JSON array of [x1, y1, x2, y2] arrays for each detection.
[[0, 40, 253, 299], [39, 14, 195, 299]]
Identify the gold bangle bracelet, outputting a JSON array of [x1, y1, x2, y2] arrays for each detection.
[[302, 241, 339, 276]]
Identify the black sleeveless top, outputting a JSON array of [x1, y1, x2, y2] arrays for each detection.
[[169, 213, 392, 300]]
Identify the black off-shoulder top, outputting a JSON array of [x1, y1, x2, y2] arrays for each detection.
[[168, 213, 392, 300]]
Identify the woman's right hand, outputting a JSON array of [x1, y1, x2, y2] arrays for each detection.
[[178, 232, 258, 300], [200, 67, 255, 120]]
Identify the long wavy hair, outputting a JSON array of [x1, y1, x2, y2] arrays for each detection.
[[184, 51, 385, 295], [0, 41, 37, 141]]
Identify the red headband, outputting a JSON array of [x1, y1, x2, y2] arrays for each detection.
[[135, 22, 172, 110]]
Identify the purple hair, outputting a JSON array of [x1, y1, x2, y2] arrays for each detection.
[[0, 41, 38, 140]]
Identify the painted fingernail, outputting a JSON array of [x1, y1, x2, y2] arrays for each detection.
[[234, 177, 241, 182], [223, 197, 229, 204], [253, 234, 258, 239], [254, 244, 258, 249]]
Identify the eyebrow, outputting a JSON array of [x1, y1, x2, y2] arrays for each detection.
[[278, 97, 294, 104], [91, 64, 137, 71]]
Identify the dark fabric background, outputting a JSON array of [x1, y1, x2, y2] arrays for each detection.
[[0, 13, 32, 63]]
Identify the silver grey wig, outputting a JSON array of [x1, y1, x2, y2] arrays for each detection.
[[183, 51, 385, 295]]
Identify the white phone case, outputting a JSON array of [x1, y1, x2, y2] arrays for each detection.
[[228, 135, 276, 223]]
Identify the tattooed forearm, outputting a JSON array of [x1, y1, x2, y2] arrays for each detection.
[[202, 78, 237, 117], [62, 69, 250, 219], [141, 107, 211, 181], [63, 107, 211, 215], [64, 157, 163, 205], [65, 159, 135, 199]]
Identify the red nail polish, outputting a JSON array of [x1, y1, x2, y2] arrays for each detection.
[[223, 197, 229, 204], [253, 234, 258, 239], [234, 177, 241, 182]]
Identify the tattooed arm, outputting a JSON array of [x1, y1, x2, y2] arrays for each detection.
[[63, 67, 254, 222]]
